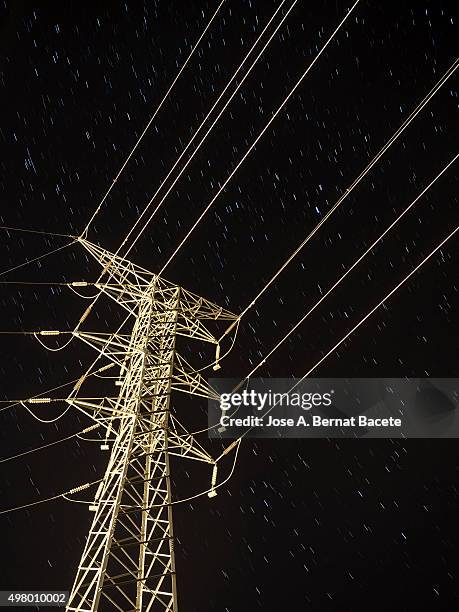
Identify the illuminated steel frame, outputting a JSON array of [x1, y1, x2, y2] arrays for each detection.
[[66, 238, 237, 612]]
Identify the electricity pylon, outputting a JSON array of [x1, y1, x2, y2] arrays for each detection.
[[65, 237, 237, 612]]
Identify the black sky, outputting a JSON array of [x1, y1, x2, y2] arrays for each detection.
[[0, 1, 458, 610]]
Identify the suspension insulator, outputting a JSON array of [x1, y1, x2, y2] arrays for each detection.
[[79, 304, 93, 324], [213, 343, 221, 371], [208, 464, 218, 498]]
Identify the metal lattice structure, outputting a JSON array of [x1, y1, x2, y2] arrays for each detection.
[[66, 238, 237, 612]]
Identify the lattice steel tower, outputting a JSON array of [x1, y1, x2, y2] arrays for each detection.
[[65, 237, 237, 611]]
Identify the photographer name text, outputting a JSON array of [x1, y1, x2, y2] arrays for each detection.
[[220, 415, 402, 428]]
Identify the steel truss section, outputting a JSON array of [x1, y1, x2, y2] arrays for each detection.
[[66, 241, 237, 612]]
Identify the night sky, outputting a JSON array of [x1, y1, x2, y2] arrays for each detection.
[[0, 1, 458, 610]]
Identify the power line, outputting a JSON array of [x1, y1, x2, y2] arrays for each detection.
[[158, 0, 361, 276], [0, 281, 141, 287], [0, 281, 71, 285], [233, 150, 459, 390], [65, 0, 298, 338], [3, 65, 457, 438], [237, 221, 459, 440], [0, 424, 100, 464], [81, 0, 228, 237], [187, 150, 459, 437], [0, 363, 116, 414], [0, 226, 71, 238], [3, 55, 456, 319], [9, 140, 452, 429], [119, 0, 297, 260], [0, 479, 102, 516], [3, 56, 457, 354], [0, 240, 76, 278], [0, 440, 241, 514], [0, 331, 72, 335], [25, 0, 298, 358], [212, 54, 459, 349], [6, 0, 356, 392], [300, 223, 459, 377], [34, 333, 75, 352], [0, 2, 459, 609], [0, 396, 134, 403], [235, 57, 459, 321], [20, 398, 115, 424]]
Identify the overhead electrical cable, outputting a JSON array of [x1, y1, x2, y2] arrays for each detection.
[[24, 0, 298, 356], [0, 441, 241, 515], [3, 58, 456, 307], [64, 0, 299, 339], [198, 220, 459, 447], [1, 5, 457, 570], [81, 0, 228, 236], [157, 0, 361, 276], [0, 362, 116, 414], [3, 58, 457, 437], [19, 395, 124, 425], [233, 58, 459, 322], [2, 57, 457, 335], [237, 222, 459, 440], [0, 478, 102, 516], [116, 0, 298, 260], [0, 226, 71, 238], [161, 53, 459, 279], [34, 333, 75, 352], [210, 55, 459, 349], [0, 240, 76, 278], [0, 424, 100, 464], [187, 151, 459, 437], [231, 150, 459, 392], [0, 396, 139, 404]]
